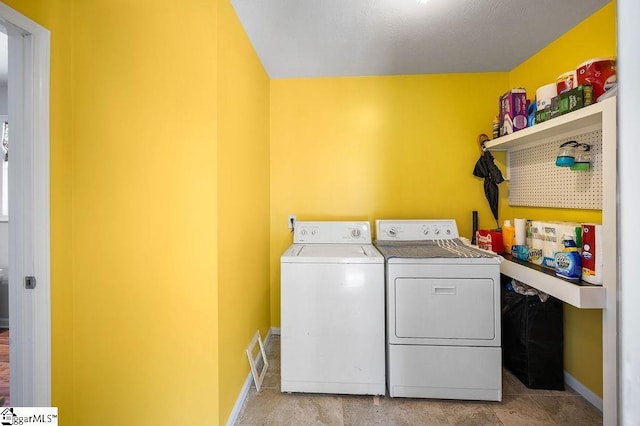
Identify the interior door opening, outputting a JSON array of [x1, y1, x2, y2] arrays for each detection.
[[0, 26, 9, 408], [0, 2, 51, 407]]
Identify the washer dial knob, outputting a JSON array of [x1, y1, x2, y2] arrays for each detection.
[[351, 228, 361, 238]]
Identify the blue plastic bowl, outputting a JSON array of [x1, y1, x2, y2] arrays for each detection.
[[556, 156, 575, 167]]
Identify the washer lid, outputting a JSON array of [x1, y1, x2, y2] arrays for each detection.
[[281, 244, 383, 264]]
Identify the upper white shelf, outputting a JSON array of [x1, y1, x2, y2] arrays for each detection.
[[485, 96, 616, 152]]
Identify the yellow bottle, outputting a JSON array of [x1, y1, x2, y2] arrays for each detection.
[[503, 220, 515, 255]]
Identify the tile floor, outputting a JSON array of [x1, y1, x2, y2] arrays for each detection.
[[235, 335, 602, 425]]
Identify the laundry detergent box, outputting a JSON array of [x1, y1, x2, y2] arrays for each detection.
[[499, 88, 528, 136]]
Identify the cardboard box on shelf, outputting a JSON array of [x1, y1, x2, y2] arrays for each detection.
[[560, 85, 594, 115], [581, 223, 603, 285], [535, 108, 549, 124], [545, 85, 594, 123], [476, 229, 504, 254], [499, 89, 528, 136], [549, 95, 562, 119]]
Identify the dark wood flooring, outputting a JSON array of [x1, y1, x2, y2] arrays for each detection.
[[0, 328, 9, 406]]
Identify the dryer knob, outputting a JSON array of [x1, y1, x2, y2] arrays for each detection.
[[434, 229, 440, 235], [311, 230, 317, 236], [300, 229, 307, 236], [351, 228, 361, 238], [388, 227, 397, 237]]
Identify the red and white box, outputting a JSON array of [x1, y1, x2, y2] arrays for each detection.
[[476, 229, 504, 254], [581, 223, 603, 285]]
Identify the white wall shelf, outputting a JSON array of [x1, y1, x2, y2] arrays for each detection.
[[485, 98, 613, 152], [487, 96, 617, 425], [501, 255, 605, 309]]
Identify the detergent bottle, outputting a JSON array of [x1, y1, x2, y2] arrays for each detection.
[[554, 234, 582, 280], [502, 220, 515, 255]]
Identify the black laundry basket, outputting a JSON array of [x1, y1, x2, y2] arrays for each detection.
[[502, 282, 565, 390]]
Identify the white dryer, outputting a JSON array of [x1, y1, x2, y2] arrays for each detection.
[[375, 219, 502, 401], [280, 221, 385, 395]]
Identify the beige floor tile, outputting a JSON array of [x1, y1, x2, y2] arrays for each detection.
[[439, 399, 503, 425], [235, 335, 602, 426], [260, 375, 281, 391], [260, 356, 281, 390], [266, 336, 281, 362], [343, 395, 448, 426], [237, 388, 344, 426], [340, 395, 387, 426], [530, 395, 602, 426], [490, 394, 556, 425]]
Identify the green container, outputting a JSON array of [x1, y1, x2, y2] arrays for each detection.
[[570, 162, 590, 171]]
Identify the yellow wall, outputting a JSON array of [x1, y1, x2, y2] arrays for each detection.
[[7, 0, 271, 423], [218, 1, 271, 424], [4, 0, 615, 422], [505, 1, 616, 397], [270, 73, 509, 325], [70, 1, 221, 424]]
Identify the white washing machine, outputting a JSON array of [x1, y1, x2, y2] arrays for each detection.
[[280, 221, 385, 395], [375, 219, 502, 401]]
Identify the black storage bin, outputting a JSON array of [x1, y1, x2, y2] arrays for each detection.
[[502, 282, 565, 390]]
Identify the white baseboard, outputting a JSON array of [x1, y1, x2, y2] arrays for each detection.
[[226, 327, 278, 426], [226, 368, 253, 426], [564, 371, 603, 412]]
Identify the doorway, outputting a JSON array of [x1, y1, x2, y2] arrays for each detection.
[[0, 2, 51, 407], [0, 29, 7, 406]]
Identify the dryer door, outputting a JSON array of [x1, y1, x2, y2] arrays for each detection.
[[387, 264, 500, 346]]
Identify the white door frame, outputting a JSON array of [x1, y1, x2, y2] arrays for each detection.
[[0, 2, 51, 406]]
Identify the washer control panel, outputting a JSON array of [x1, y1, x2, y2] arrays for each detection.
[[294, 221, 372, 244], [376, 219, 459, 241]]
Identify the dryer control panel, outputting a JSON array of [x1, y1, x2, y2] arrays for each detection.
[[294, 221, 372, 244], [376, 219, 459, 241]]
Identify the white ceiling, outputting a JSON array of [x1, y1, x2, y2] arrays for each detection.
[[231, 0, 610, 79]]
